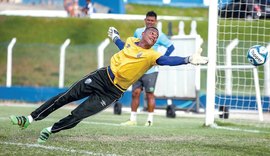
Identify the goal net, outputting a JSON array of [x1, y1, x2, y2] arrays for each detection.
[[206, 0, 270, 126]]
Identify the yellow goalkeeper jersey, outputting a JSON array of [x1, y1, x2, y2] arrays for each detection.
[[109, 37, 162, 90]]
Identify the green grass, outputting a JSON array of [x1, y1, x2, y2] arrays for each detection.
[[1, 104, 270, 155], [0, 4, 209, 87], [126, 4, 208, 18], [0, 4, 209, 44]]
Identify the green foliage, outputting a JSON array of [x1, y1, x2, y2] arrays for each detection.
[[0, 105, 270, 155], [0, 5, 209, 87], [126, 4, 209, 18], [218, 19, 270, 42], [0, 4, 209, 45], [0, 16, 141, 44]]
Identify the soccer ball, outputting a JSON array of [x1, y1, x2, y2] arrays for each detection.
[[247, 45, 268, 66]]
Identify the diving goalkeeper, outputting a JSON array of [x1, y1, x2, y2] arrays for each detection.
[[10, 27, 208, 143]]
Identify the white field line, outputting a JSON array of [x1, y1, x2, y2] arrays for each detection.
[[1, 104, 268, 132], [0, 117, 138, 127], [0, 141, 119, 156], [210, 124, 270, 134], [81, 121, 121, 126], [0, 116, 121, 126], [1, 116, 268, 133]]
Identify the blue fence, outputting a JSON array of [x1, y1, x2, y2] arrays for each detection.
[[96, 0, 125, 14], [216, 95, 270, 112], [0, 86, 199, 110], [1, 86, 269, 111], [1, 86, 270, 111]]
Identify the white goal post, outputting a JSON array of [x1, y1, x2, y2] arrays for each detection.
[[205, 0, 270, 126], [205, 0, 218, 126]]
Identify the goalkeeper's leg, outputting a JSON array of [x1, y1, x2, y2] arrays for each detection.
[[120, 86, 141, 126], [144, 72, 158, 127]]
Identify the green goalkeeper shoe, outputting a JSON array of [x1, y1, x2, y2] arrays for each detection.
[[9, 115, 30, 129], [38, 128, 52, 144]]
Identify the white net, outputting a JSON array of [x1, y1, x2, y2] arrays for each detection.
[[216, 0, 270, 125]]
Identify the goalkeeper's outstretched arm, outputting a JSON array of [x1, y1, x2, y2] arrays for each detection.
[[156, 48, 208, 66], [156, 56, 189, 65], [114, 38, 125, 50]]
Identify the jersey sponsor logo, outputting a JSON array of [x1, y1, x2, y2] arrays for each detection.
[[84, 78, 92, 84], [100, 100, 106, 106], [136, 52, 143, 58]]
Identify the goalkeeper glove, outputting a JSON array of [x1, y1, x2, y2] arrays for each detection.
[[108, 27, 120, 43], [188, 48, 208, 65]]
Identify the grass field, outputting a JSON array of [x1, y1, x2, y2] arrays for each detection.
[[0, 103, 270, 156]]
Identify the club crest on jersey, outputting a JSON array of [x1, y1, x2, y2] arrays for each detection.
[[84, 78, 92, 84], [137, 52, 143, 58], [126, 44, 130, 48]]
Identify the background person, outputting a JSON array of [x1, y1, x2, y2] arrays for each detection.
[[82, 0, 96, 16], [72, 0, 81, 17], [64, 0, 74, 16]]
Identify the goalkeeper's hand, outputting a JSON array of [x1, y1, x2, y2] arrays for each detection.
[[188, 48, 208, 65], [108, 27, 120, 43]]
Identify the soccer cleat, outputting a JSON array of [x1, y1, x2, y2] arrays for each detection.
[[144, 121, 153, 127], [38, 128, 52, 144], [10, 115, 30, 129], [120, 120, 137, 126]]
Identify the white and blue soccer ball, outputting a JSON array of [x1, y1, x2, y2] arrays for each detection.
[[247, 45, 268, 66]]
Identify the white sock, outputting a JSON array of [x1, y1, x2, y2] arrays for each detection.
[[147, 112, 154, 123], [46, 126, 52, 133], [130, 111, 137, 122], [27, 115, 33, 123]]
